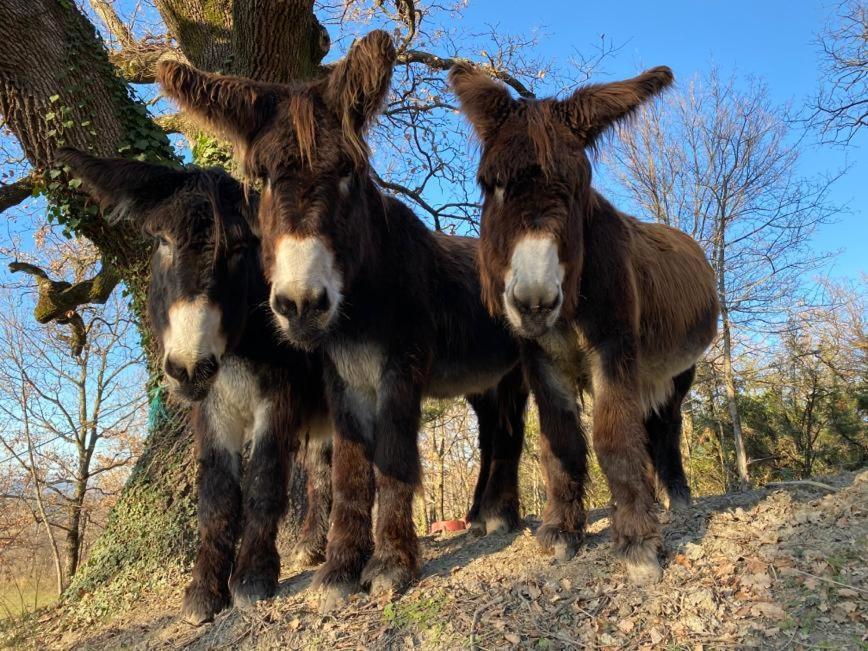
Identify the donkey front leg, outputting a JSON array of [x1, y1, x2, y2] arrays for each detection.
[[593, 376, 662, 584], [182, 408, 242, 625], [361, 370, 423, 597], [230, 407, 290, 608], [523, 345, 589, 561], [313, 379, 375, 611]]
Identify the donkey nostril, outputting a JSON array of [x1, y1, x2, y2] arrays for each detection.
[[164, 357, 189, 383], [311, 290, 330, 313], [272, 293, 298, 319], [539, 293, 561, 313]]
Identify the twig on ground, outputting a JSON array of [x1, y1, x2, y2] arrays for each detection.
[[764, 480, 837, 492]]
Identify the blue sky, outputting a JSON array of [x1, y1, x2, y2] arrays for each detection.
[[459, 0, 866, 280]]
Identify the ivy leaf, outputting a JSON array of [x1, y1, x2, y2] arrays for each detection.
[[68, 178, 82, 189]]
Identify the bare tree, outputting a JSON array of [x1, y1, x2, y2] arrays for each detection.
[[0, 244, 146, 592], [608, 69, 841, 487], [811, 0, 868, 144]]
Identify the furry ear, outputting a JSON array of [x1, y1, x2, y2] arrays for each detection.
[[157, 60, 279, 147], [449, 62, 516, 142], [325, 30, 395, 142], [555, 66, 674, 144], [55, 148, 186, 216]]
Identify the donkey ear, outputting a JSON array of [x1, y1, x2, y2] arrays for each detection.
[[449, 62, 516, 142], [55, 148, 186, 215], [555, 66, 674, 144], [157, 60, 278, 146], [325, 30, 396, 136]]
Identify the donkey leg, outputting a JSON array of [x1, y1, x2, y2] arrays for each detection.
[[313, 381, 375, 611], [230, 414, 291, 608], [465, 392, 494, 534], [593, 377, 662, 585], [361, 372, 422, 597], [292, 436, 332, 567], [523, 345, 588, 561], [646, 366, 695, 509], [182, 409, 242, 625], [467, 366, 528, 535]]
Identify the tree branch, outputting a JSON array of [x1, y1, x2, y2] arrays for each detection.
[[8, 261, 121, 356], [397, 49, 535, 98], [89, 0, 135, 49], [0, 174, 36, 214]]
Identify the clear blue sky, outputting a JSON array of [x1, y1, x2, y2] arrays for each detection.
[[461, 0, 867, 280]]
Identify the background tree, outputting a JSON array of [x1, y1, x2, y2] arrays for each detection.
[[811, 0, 868, 144], [0, 238, 145, 596], [608, 69, 841, 487]]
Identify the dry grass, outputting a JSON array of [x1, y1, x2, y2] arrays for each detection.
[[6, 470, 867, 650]]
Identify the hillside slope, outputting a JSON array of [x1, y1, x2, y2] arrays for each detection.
[[6, 470, 867, 650]]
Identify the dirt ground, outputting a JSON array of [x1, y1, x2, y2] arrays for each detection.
[[5, 470, 867, 650]]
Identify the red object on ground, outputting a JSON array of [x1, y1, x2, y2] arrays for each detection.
[[429, 519, 468, 535]]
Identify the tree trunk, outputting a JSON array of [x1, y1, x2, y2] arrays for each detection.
[[0, 0, 329, 603], [64, 471, 88, 582], [714, 229, 750, 489], [720, 306, 750, 488]]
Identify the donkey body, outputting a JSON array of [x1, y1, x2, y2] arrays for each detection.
[[57, 150, 334, 624], [155, 33, 548, 607], [450, 64, 719, 582]]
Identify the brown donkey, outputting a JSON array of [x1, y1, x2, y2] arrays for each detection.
[[449, 64, 719, 582], [155, 32, 567, 608]]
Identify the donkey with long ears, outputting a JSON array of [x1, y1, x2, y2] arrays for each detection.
[[55, 149, 336, 624], [155, 32, 556, 606], [448, 63, 719, 582]]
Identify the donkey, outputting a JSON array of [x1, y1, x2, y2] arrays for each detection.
[[448, 63, 719, 583], [56, 148, 335, 624], [153, 32, 575, 607]]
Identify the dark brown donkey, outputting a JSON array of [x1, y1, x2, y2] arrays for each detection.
[[449, 64, 719, 582], [155, 32, 556, 608], [56, 149, 334, 624]]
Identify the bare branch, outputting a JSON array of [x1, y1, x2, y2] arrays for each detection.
[[398, 50, 534, 98], [0, 173, 36, 214]]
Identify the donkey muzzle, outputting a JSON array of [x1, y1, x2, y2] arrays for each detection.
[[164, 354, 220, 401]]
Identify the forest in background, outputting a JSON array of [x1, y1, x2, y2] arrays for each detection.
[[0, 0, 865, 622]]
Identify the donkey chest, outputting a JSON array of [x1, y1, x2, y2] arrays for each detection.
[[201, 356, 273, 452]]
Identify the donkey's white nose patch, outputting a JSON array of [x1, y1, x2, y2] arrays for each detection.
[[163, 296, 226, 374], [271, 234, 343, 317]]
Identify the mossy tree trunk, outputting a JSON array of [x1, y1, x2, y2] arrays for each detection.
[[0, 0, 329, 605]]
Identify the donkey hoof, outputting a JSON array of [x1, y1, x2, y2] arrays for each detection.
[[625, 557, 663, 585], [667, 488, 692, 511], [317, 582, 356, 613], [536, 524, 581, 561], [484, 515, 511, 536], [230, 575, 277, 609], [182, 582, 229, 626], [361, 558, 414, 597]]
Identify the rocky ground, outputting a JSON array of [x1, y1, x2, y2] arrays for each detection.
[[5, 470, 867, 650]]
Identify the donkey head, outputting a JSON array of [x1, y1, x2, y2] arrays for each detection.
[[157, 31, 395, 349], [56, 149, 257, 401], [450, 64, 673, 337]]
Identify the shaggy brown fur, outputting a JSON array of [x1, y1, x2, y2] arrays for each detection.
[[450, 63, 719, 583]]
